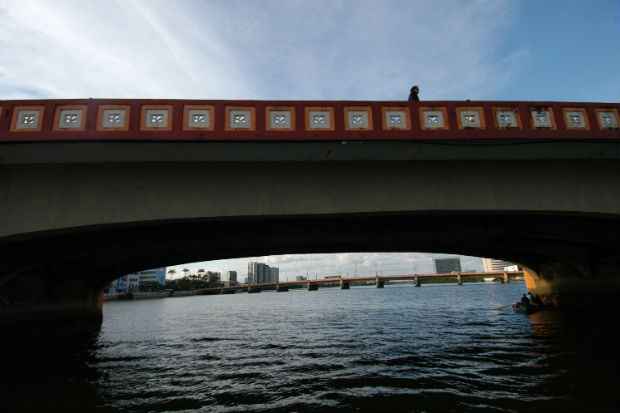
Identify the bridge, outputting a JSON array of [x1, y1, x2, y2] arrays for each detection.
[[1, 98, 619, 325], [194, 271, 524, 295]]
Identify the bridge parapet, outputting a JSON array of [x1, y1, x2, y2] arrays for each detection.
[[0, 99, 618, 142]]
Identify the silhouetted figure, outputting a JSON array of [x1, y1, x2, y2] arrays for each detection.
[[408, 85, 420, 103], [520, 294, 530, 306]]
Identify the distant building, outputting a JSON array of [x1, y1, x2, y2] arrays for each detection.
[[482, 258, 514, 272], [434, 258, 462, 273], [105, 267, 166, 294], [206, 271, 221, 283], [247, 262, 279, 284], [223, 271, 238, 283]]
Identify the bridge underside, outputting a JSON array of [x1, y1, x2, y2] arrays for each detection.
[[1, 210, 620, 325], [1, 158, 620, 324]]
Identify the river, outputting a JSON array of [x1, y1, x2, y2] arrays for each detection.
[[3, 282, 620, 412]]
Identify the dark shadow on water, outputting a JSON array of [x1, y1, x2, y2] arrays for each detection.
[[0, 321, 104, 413], [1, 301, 620, 412]]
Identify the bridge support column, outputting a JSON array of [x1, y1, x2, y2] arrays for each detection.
[[276, 284, 289, 292], [0, 271, 104, 328], [456, 274, 463, 285], [376, 277, 384, 288], [247, 285, 261, 293], [340, 280, 350, 289], [414, 276, 421, 287], [503, 272, 510, 284], [307, 282, 318, 291], [523, 257, 620, 310]]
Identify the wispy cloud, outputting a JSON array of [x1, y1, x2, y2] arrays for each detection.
[[0, 0, 523, 100]]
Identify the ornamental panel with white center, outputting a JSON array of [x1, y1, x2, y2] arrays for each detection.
[[381, 107, 410, 130], [269, 111, 292, 129], [564, 110, 587, 129], [188, 110, 211, 129], [596, 110, 619, 129], [97, 105, 130, 131], [228, 109, 253, 129], [306, 108, 334, 130], [496, 110, 518, 128], [145, 109, 170, 129], [345, 108, 371, 130], [58, 109, 83, 129], [422, 110, 446, 129], [531, 108, 553, 128], [11, 107, 44, 131], [458, 110, 482, 129]]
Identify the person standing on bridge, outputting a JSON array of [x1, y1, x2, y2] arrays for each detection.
[[408, 85, 420, 103]]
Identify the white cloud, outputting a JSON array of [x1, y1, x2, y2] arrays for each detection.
[[0, 0, 523, 100]]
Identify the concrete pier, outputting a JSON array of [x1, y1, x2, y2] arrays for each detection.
[[503, 272, 510, 284], [414, 276, 421, 287], [457, 274, 463, 285], [376, 277, 385, 288], [340, 280, 350, 289], [307, 283, 318, 291], [276, 285, 289, 292], [247, 285, 261, 293]]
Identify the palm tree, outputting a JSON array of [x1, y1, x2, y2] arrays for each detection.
[[182, 268, 190, 278]]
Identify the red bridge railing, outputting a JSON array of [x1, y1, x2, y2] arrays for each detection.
[[0, 99, 618, 142]]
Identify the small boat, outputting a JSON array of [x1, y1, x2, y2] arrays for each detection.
[[512, 302, 539, 314], [483, 277, 496, 282]]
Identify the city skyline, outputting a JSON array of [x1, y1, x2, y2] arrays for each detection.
[[166, 253, 484, 282]]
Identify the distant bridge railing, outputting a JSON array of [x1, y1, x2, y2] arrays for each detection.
[[0, 99, 618, 142]]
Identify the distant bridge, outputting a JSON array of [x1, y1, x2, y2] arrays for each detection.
[[195, 271, 523, 294]]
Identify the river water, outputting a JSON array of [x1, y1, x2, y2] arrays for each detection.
[[3, 282, 620, 412]]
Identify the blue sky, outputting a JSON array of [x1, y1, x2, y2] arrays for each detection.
[[1, 0, 618, 278], [2, 0, 618, 102]]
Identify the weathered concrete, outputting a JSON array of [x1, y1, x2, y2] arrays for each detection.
[[2, 160, 620, 240], [1, 154, 620, 319]]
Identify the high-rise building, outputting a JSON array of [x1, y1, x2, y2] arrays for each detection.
[[434, 258, 462, 273], [223, 271, 237, 283], [248, 262, 280, 284], [482, 258, 514, 272]]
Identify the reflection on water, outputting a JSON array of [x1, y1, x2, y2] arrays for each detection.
[[2, 283, 620, 412]]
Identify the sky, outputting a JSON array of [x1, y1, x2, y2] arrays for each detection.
[[1, 0, 618, 279]]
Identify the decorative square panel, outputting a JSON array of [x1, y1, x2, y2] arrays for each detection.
[[305, 107, 335, 131], [381, 107, 411, 130], [563, 108, 589, 130], [266, 106, 295, 131], [140, 105, 173, 131], [595, 109, 619, 129], [419, 107, 448, 130], [97, 105, 130, 131], [183, 105, 214, 131], [225, 107, 255, 131], [10, 106, 45, 132], [344, 107, 373, 130], [53, 105, 87, 131], [456, 107, 485, 129], [530, 107, 555, 129], [493, 108, 521, 129]]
